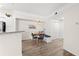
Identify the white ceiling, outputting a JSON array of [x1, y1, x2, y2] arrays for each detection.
[[0, 3, 66, 17]]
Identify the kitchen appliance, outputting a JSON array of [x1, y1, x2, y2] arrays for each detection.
[[0, 21, 6, 32]]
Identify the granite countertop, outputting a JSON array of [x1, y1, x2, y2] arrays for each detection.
[[0, 31, 24, 34]]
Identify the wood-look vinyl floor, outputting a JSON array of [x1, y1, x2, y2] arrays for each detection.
[[22, 39, 74, 56]]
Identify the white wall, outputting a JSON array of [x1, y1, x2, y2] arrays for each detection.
[[44, 19, 64, 42], [64, 4, 79, 55], [59, 21, 64, 38]]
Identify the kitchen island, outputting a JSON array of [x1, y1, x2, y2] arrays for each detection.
[[0, 31, 23, 56]]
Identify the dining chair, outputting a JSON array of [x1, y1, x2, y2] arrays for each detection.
[[31, 33, 37, 40], [38, 34, 45, 40]]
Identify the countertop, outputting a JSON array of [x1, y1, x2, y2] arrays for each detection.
[[0, 31, 24, 34]]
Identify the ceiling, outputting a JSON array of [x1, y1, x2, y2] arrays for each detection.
[[0, 3, 66, 17]]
